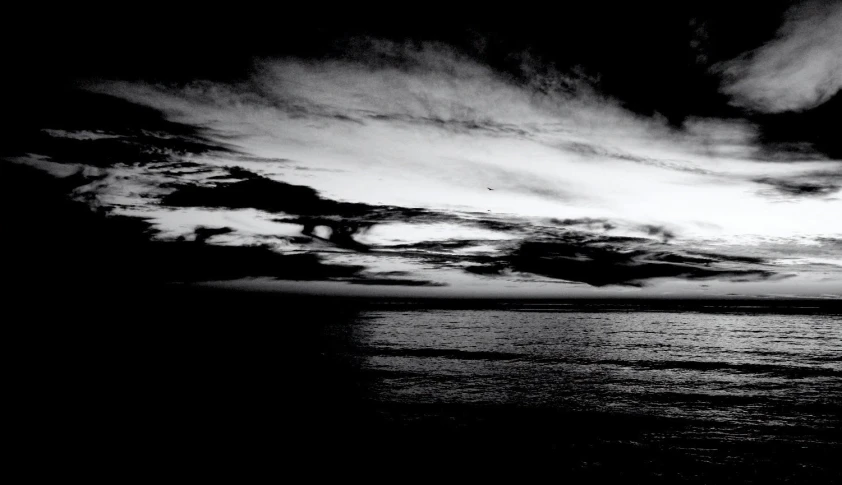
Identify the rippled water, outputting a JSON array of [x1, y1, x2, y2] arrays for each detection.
[[315, 307, 841, 481], [19, 289, 841, 481]]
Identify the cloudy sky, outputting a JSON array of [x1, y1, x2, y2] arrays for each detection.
[[4, 2, 841, 298]]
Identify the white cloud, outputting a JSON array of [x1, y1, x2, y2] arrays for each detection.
[[42, 129, 122, 141], [356, 222, 519, 247], [717, 0, 842, 113], [86, 42, 842, 237], [75, 40, 842, 295], [6, 154, 84, 178]]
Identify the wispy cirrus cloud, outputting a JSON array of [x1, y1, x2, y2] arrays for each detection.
[[715, 0, 842, 113], [87, 42, 842, 235]]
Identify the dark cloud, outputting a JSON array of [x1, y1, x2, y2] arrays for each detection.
[[465, 264, 509, 276], [550, 218, 616, 231], [3, 153, 787, 292], [162, 165, 487, 253], [165, 166, 461, 228], [686, 251, 767, 265], [753, 176, 841, 197], [0, 162, 432, 290], [755, 92, 842, 159], [162, 166, 371, 216], [145, 243, 365, 283], [461, 234, 777, 287], [646, 252, 715, 265], [368, 271, 413, 277], [361, 228, 778, 288], [193, 226, 234, 244], [346, 278, 447, 287], [381, 240, 492, 251], [640, 224, 677, 243], [816, 237, 842, 249], [2, 161, 470, 289], [3, 90, 236, 166], [467, 218, 530, 233], [378, 248, 502, 273], [294, 217, 375, 252]]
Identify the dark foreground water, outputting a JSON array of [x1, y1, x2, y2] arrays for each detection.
[[314, 306, 841, 480], [17, 290, 842, 482]]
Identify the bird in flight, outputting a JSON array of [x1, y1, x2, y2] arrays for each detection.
[[487, 187, 494, 191]]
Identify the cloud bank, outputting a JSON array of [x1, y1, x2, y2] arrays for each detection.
[[4, 39, 841, 297]]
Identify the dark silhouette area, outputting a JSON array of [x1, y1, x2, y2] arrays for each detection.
[[2, 90, 236, 165], [297, 217, 375, 252], [754, 175, 842, 198], [640, 224, 677, 243], [552, 217, 617, 231], [192, 226, 234, 243], [11, 285, 837, 481], [757, 92, 842, 160], [0, 163, 455, 294], [162, 166, 374, 217], [346, 278, 447, 287], [460, 236, 778, 287]]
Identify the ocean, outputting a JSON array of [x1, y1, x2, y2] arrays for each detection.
[[18, 291, 841, 482], [305, 302, 841, 482]]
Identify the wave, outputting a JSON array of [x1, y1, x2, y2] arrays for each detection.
[[362, 346, 523, 361], [597, 359, 842, 378], [360, 347, 841, 378]]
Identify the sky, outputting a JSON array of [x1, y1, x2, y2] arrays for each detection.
[[3, 2, 842, 298]]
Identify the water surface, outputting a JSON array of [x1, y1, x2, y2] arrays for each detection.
[[313, 306, 841, 482]]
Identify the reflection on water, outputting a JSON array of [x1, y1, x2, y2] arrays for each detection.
[[315, 308, 841, 481]]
